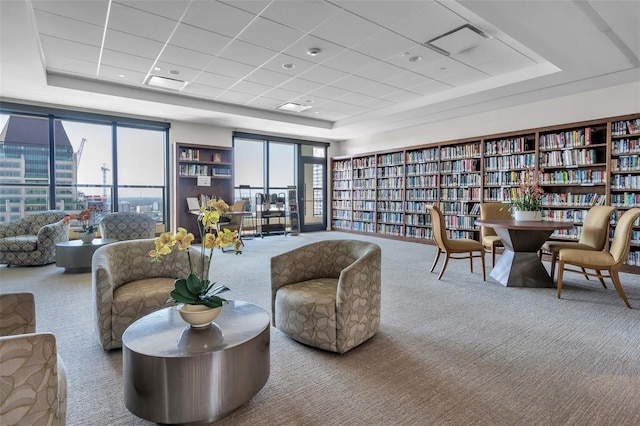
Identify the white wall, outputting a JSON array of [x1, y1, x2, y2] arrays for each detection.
[[333, 81, 640, 158], [170, 122, 233, 148]]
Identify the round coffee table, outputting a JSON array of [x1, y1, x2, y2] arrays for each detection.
[[122, 300, 270, 424], [55, 239, 116, 273]]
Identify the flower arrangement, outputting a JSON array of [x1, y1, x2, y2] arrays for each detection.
[[63, 205, 101, 234], [150, 198, 242, 308], [512, 166, 544, 211]]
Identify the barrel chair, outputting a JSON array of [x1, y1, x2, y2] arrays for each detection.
[[98, 212, 157, 241]]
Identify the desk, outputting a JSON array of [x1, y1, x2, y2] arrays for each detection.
[[475, 219, 574, 288], [55, 239, 116, 273], [122, 300, 270, 424]]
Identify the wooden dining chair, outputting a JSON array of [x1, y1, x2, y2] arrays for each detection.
[[427, 204, 486, 281], [556, 207, 640, 308], [540, 205, 616, 280], [480, 202, 512, 267]]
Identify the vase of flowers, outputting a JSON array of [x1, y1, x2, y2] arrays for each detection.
[[511, 166, 544, 221], [63, 206, 101, 243], [150, 198, 242, 328]]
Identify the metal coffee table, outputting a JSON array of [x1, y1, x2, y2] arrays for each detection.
[[122, 300, 270, 424], [55, 239, 116, 273]]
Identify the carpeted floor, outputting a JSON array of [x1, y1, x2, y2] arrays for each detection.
[[2, 231, 640, 425]]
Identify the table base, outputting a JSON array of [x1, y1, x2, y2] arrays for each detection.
[[490, 250, 554, 288]]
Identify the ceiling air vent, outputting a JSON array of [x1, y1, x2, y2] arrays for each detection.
[[276, 102, 312, 113], [425, 24, 491, 56], [144, 75, 187, 91]]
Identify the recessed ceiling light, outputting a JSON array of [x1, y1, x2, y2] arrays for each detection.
[[282, 63, 295, 70], [425, 24, 491, 55], [169, 69, 181, 75], [153, 66, 162, 71], [144, 75, 187, 90], [118, 74, 126, 78], [276, 102, 312, 113], [304, 99, 314, 103], [307, 48, 322, 56], [408, 55, 422, 63]]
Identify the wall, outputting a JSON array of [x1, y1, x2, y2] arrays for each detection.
[[333, 81, 640, 157]]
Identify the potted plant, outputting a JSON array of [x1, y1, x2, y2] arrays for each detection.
[[511, 166, 544, 221], [63, 206, 101, 243], [150, 198, 242, 327]]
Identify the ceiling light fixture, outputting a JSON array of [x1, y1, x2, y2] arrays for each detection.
[[425, 24, 491, 56], [307, 47, 322, 56], [408, 55, 423, 63], [169, 69, 181, 75], [144, 75, 187, 90], [282, 63, 295, 70], [276, 102, 312, 113]]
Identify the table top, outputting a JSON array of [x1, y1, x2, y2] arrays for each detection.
[[122, 300, 270, 358], [475, 219, 575, 231], [56, 238, 117, 248]]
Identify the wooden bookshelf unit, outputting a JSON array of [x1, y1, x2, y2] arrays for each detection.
[[175, 142, 233, 236], [330, 113, 640, 273]]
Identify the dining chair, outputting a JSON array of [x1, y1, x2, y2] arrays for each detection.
[[556, 207, 640, 308], [480, 202, 512, 266], [426, 204, 486, 281], [219, 200, 248, 246], [540, 205, 616, 281]]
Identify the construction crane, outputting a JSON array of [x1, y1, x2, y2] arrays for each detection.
[[76, 138, 87, 168], [101, 163, 110, 197]]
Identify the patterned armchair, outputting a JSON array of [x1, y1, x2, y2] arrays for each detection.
[[0, 292, 67, 425], [92, 239, 205, 350], [0, 211, 69, 266], [98, 212, 156, 241], [271, 240, 382, 354]]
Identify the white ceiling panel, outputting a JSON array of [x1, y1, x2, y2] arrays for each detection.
[[230, 80, 273, 96], [103, 30, 165, 59], [33, 9, 103, 46], [215, 90, 256, 104], [321, 50, 381, 74], [217, 40, 277, 67], [283, 35, 346, 65], [169, 24, 232, 56], [181, 1, 256, 38], [204, 57, 256, 79], [336, 0, 432, 27], [311, 9, 384, 48], [101, 50, 155, 74], [117, 0, 190, 21], [298, 65, 350, 85], [277, 78, 325, 95], [40, 36, 101, 64], [330, 75, 376, 92], [244, 68, 292, 87], [352, 30, 419, 62], [98, 64, 147, 84], [181, 83, 225, 99], [158, 45, 215, 71], [107, 3, 177, 42], [390, 2, 468, 44], [190, 72, 239, 90], [356, 62, 408, 83], [259, 0, 339, 32], [237, 17, 304, 52], [453, 40, 535, 75], [261, 54, 317, 76], [32, 0, 108, 26]]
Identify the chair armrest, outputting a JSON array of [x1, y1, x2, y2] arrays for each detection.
[[0, 293, 36, 336], [0, 333, 64, 425], [0, 219, 27, 239], [92, 247, 118, 350], [36, 220, 70, 246], [336, 245, 382, 313]]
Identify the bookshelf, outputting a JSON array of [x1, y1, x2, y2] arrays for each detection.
[[329, 113, 640, 273], [175, 142, 233, 236]]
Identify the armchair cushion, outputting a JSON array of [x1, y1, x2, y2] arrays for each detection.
[[99, 212, 156, 241]]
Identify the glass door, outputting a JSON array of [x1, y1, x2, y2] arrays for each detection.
[[299, 145, 326, 232]]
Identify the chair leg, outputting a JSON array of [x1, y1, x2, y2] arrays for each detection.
[[438, 252, 450, 280], [610, 270, 632, 308], [550, 253, 557, 281], [594, 270, 607, 288], [469, 253, 474, 273], [480, 251, 486, 281], [430, 249, 441, 273], [557, 260, 564, 299], [491, 246, 496, 267]]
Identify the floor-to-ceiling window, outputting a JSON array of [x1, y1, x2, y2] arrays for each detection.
[[0, 105, 169, 228]]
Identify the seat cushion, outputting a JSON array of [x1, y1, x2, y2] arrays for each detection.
[[111, 278, 175, 348], [542, 241, 595, 253], [482, 235, 502, 247], [559, 248, 614, 267], [447, 238, 484, 252], [0, 235, 37, 252], [274, 278, 338, 352]]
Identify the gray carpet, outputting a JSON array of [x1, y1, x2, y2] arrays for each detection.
[[2, 231, 640, 426]]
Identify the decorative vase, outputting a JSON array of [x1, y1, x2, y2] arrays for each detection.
[[79, 232, 96, 244], [177, 303, 223, 328], [513, 210, 542, 221]]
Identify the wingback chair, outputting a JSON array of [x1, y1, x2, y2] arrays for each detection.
[[99, 212, 157, 241], [480, 202, 512, 266], [557, 208, 640, 308], [427, 204, 486, 281], [92, 238, 205, 350], [0, 292, 67, 425], [271, 239, 381, 354], [540, 205, 616, 280], [0, 211, 69, 266]]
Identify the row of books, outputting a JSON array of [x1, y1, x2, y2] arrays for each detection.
[[484, 137, 533, 155], [377, 152, 403, 166], [352, 179, 375, 189], [332, 190, 351, 200], [444, 215, 476, 229], [406, 213, 431, 226], [353, 211, 375, 221], [332, 210, 351, 220], [377, 224, 404, 236], [352, 189, 375, 199], [440, 143, 481, 160], [377, 212, 404, 224], [332, 161, 351, 171], [484, 154, 536, 171], [612, 119, 640, 136], [406, 163, 439, 175], [611, 193, 640, 207], [376, 189, 403, 200], [611, 156, 640, 172], [407, 175, 438, 188], [332, 170, 351, 180], [333, 181, 351, 190], [441, 174, 481, 187], [405, 148, 439, 163], [539, 127, 596, 149], [179, 148, 200, 161], [406, 188, 438, 201], [484, 171, 528, 186], [331, 200, 351, 209], [611, 174, 640, 190], [612, 138, 640, 154], [439, 201, 479, 215], [539, 149, 600, 167], [441, 187, 481, 201], [331, 220, 351, 230], [376, 165, 403, 177], [541, 193, 606, 206], [353, 201, 375, 210], [377, 201, 404, 211], [440, 159, 481, 173], [405, 226, 433, 239], [376, 177, 404, 188], [352, 168, 376, 178], [351, 221, 375, 232], [541, 169, 606, 184]]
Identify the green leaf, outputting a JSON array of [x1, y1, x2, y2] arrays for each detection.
[[170, 289, 197, 304], [172, 279, 198, 303], [200, 295, 225, 308], [185, 273, 203, 295]]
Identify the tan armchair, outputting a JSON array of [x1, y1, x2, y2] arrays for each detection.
[[480, 203, 512, 266], [557, 208, 640, 308], [92, 238, 204, 350], [427, 204, 486, 281], [0, 211, 69, 266], [98, 212, 157, 241], [271, 240, 381, 354], [540, 205, 616, 280], [0, 293, 67, 425]]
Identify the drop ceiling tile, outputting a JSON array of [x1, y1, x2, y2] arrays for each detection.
[[245, 68, 292, 87], [283, 35, 347, 65], [117, 0, 191, 20], [220, 0, 271, 15], [260, 0, 339, 32], [46, 59, 97, 78], [34, 10, 103, 46], [182, 1, 256, 38], [308, 85, 350, 100], [330, 75, 376, 92], [169, 24, 232, 57], [218, 40, 278, 67], [316, 100, 370, 115], [356, 61, 406, 82], [453, 40, 535, 75], [358, 82, 404, 98], [151, 61, 201, 82], [32, 0, 108, 26], [104, 30, 164, 59], [181, 84, 225, 99], [307, 108, 347, 121], [352, 30, 417, 61], [414, 56, 488, 86], [277, 78, 324, 94], [390, 2, 467, 44], [261, 53, 316, 75], [190, 72, 239, 90], [245, 96, 285, 109], [260, 87, 300, 102], [230, 80, 272, 96], [158, 45, 215, 72], [382, 89, 424, 103], [335, 91, 378, 106], [298, 65, 349, 85], [335, 0, 431, 27], [321, 49, 380, 74], [384, 44, 445, 70], [205, 58, 256, 79], [107, 3, 177, 42], [238, 17, 304, 52], [215, 90, 256, 104], [383, 71, 433, 89], [101, 50, 155, 74], [408, 79, 451, 96], [358, 98, 396, 110], [40, 35, 100, 64], [98, 64, 147, 84], [312, 9, 384, 48]]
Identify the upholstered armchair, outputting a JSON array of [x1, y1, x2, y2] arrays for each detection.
[[271, 239, 381, 354], [0, 211, 69, 266], [98, 212, 157, 241], [92, 238, 204, 350], [0, 292, 67, 425]]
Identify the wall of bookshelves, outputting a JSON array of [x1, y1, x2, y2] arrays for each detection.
[[330, 113, 640, 272], [175, 142, 233, 236]]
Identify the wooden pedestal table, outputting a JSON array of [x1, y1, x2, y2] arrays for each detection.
[[122, 300, 270, 425], [475, 219, 574, 288]]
